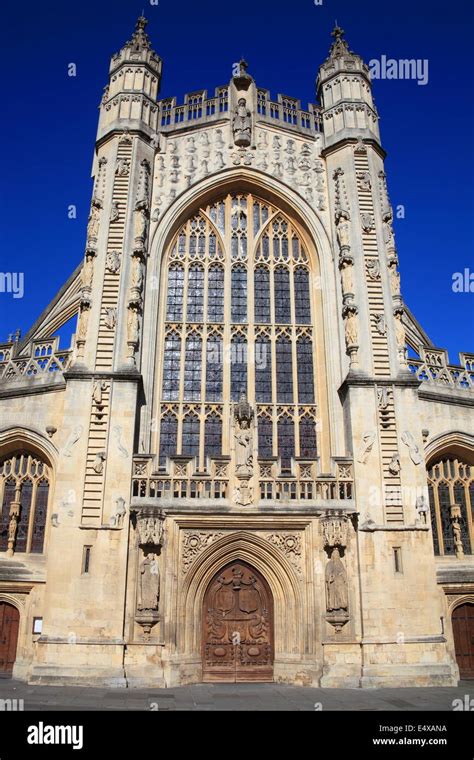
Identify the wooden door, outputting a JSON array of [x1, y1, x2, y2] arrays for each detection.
[[0, 603, 20, 677], [452, 602, 474, 679], [202, 562, 274, 683]]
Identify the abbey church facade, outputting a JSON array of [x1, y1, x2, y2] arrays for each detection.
[[0, 18, 473, 688]]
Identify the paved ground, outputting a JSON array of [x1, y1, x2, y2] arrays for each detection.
[[0, 679, 473, 711]]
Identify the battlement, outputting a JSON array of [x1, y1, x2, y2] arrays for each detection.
[[157, 86, 322, 137]]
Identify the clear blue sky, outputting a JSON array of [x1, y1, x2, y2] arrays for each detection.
[[1, 0, 473, 362]]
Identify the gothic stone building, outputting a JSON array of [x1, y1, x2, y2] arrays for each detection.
[[0, 18, 473, 688]]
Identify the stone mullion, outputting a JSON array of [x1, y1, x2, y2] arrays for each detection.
[[269, 238, 278, 457], [25, 479, 37, 553], [289, 264, 299, 458], [222, 196, 232, 456]]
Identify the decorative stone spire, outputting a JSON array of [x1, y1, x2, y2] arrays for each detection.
[[124, 15, 152, 53], [328, 24, 351, 59]]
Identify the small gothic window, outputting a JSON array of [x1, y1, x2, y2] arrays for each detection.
[[299, 417, 317, 459], [297, 337, 315, 404], [183, 334, 202, 401], [0, 452, 51, 555], [278, 417, 295, 471], [258, 416, 273, 459], [166, 264, 184, 322], [231, 266, 247, 323], [294, 267, 311, 324], [182, 413, 200, 458], [186, 264, 204, 322], [254, 267, 271, 324], [207, 265, 224, 323], [255, 336, 272, 403], [231, 336, 247, 401], [205, 413, 222, 458], [159, 413, 178, 466], [274, 267, 291, 324], [206, 336, 223, 401], [276, 337, 293, 403], [162, 333, 181, 401]]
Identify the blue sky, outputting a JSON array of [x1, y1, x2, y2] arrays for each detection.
[[0, 0, 473, 361]]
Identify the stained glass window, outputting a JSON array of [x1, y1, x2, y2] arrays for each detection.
[[274, 267, 291, 324], [255, 336, 272, 403], [0, 452, 52, 554], [278, 416, 295, 470], [254, 267, 270, 324], [258, 416, 273, 459], [183, 334, 202, 401], [297, 337, 315, 403], [186, 264, 204, 322], [427, 457, 474, 556], [231, 266, 247, 323], [182, 413, 200, 458], [162, 333, 181, 401], [205, 413, 222, 458], [166, 264, 184, 321], [299, 417, 317, 459], [276, 337, 293, 403], [206, 336, 223, 401], [231, 336, 247, 401], [159, 413, 178, 465], [294, 267, 311, 324], [208, 265, 224, 322]]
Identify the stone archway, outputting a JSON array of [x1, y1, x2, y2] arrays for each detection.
[[0, 602, 20, 677], [202, 560, 274, 683]]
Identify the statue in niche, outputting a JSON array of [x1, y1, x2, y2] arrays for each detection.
[[127, 305, 140, 347], [232, 98, 252, 147], [86, 204, 100, 244], [394, 310, 406, 350], [104, 307, 116, 329], [234, 393, 254, 476], [358, 171, 371, 191], [77, 306, 90, 342], [383, 211, 396, 249], [82, 254, 94, 289], [92, 379, 107, 405], [389, 263, 401, 296], [339, 256, 354, 298], [138, 553, 160, 611], [325, 548, 348, 612], [115, 158, 130, 176], [344, 307, 358, 348], [131, 255, 144, 291], [335, 210, 351, 251], [133, 207, 148, 247], [377, 386, 389, 410], [106, 250, 121, 274], [375, 313, 386, 335]]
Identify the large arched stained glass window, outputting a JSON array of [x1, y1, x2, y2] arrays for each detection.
[[158, 193, 318, 472], [0, 452, 51, 555], [427, 456, 474, 556]]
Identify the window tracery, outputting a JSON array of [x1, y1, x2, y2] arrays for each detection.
[[427, 456, 474, 555], [0, 451, 51, 554]]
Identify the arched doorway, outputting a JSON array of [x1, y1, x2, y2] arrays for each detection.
[[0, 602, 20, 677], [452, 602, 474, 679], [202, 561, 274, 683]]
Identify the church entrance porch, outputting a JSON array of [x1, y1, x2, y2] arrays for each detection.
[[202, 561, 274, 683], [452, 602, 474, 679]]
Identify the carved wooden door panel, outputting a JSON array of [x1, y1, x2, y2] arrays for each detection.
[[202, 562, 274, 682], [0, 603, 20, 677], [452, 603, 474, 679]]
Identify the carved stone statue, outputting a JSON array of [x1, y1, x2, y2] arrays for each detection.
[[82, 254, 94, 290], [366, 258, 381, 280], [110, 202, 120, 223], [339, 256, 354, 299], [325, 548, 348, 612], [375, 313, 386, 336], [232, 98, 252, 147], [131, 255, 144, 291], [133, 207, 148, 248], [127, 305, 140, 346], [394, 310, 406, 350], [104, 307, 116, 329], [92, 379, 107, 405], [383, 213, 396, 250], [106, 250, 121, 274], [357, 431, 376, 464], [389, 263, 401, 296], [401, 430, 422, 465], [388, 453, 401, 476], [77, 305, 90, 342], [86, 204, 100, 244], [335, 210, 351, 250], [343, 307, 358, 348], [138, 553, 160, 611], [93, 451, 106, 474], [234, 393, 254, 479]]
